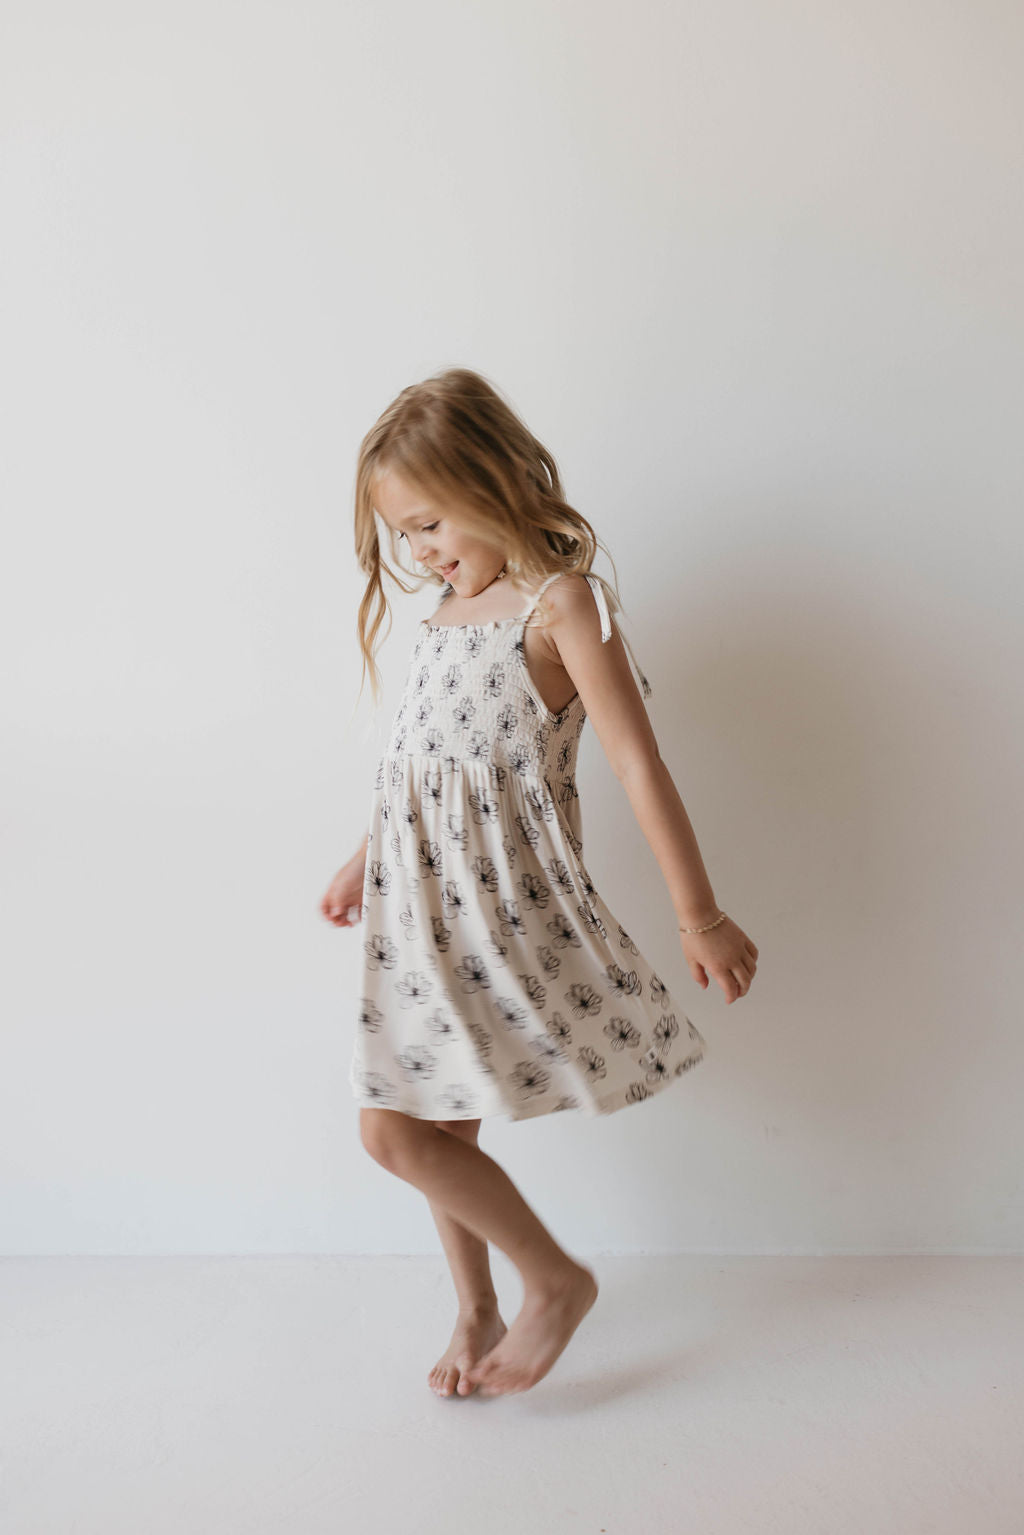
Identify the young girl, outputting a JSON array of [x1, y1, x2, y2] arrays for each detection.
[[321, 367, 758, 1401]]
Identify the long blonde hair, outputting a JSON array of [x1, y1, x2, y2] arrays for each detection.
[[352, 366, 626, 707]]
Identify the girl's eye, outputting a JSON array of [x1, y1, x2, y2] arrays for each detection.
[[399, 521, 439, 541]]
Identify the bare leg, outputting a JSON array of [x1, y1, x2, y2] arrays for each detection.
[[360, 1107, 599, 1396], [426, 1119, 507, 1399]]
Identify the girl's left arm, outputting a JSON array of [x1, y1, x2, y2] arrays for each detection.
[[543, 577, 758, 1002]]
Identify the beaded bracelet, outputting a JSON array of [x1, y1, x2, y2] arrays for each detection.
[[679, 911, 726, 934]]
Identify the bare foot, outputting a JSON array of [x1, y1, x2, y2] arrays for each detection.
[[429, 1308, 508, 1398], [461, 1262, 599, 1397]]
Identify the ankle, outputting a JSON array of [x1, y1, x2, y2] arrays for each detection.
[[458, 1298, 500, 1321]]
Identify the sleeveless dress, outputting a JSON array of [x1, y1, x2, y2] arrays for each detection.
[[349, 572, 707, 1122]]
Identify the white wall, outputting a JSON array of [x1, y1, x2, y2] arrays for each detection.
[[2, 0, 1021, 1256]]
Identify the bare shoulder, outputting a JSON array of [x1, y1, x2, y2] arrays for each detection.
[[529, 572, 602, 651]]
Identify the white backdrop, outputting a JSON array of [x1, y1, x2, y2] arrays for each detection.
[[2, 0, 1021, 1256]]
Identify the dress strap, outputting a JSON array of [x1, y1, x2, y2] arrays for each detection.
[[517, 571, 563, 622], [519, 572, 653, 698]]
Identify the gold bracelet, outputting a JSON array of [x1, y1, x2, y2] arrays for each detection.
[[679, 911, 726, 934]]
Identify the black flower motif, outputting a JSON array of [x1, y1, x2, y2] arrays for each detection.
[[364, 933, 399, 971]]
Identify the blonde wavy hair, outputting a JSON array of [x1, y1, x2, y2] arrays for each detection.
[[353, 366, 628, 707]]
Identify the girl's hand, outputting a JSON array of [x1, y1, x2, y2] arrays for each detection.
[[679, 914, 758, 1004], [320, 854, 368, 929]]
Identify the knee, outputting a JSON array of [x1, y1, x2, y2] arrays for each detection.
[[359, 1107, 430, 1173]]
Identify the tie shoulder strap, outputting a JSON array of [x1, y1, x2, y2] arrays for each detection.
[[521, 571, 653, 699]]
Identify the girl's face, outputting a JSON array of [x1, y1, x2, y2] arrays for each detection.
[[372, 467, 507, 597]]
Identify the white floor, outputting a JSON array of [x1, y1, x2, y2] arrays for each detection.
[[3, 1255, 1022, 1534]]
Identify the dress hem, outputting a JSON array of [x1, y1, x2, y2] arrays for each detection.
[[350, 1045, 706, 1125]]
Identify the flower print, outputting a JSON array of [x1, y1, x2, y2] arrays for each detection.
[[566, 981, 603, 1018], [453, 953, 492, 992], [625, 1081, 655, 1106], [414, 698, 434, 727], [653, 1013, 680, 1052], [374, 758, 386, 789], [489, 763, 509, 795], [483, 929, 510, 965], [534, 723, 550, 755], [605, 963, 643, 999], [575, 714, 586, 739], [552, 1094, 580, 1111], [444, 814, 469, 852], [364, 933, 399, 971], [674, 1052, 704, 1076], [524, 784, 555, 822], [442, 755, 462, 778], [617, 924, 639, 955], [643, 1054, 672, 1087], [465, 631, 487, 658], [422, 770, 444, 809], [395, 970, 434, 1007], [469, 787, 500, 824], [518, 870, 551, 912], [430, 914, 452, 952], [576, 1044, 607, 1081], [515, 814, 540, 852], [421, 726, 445, 757], [366, 860, 392, 897], [502, 832, 517, 868], [466, 1020, 493, 1057], [530, 1031, 568, 1065], [546, 1010, 572, 1045], [414, 664, 430, 693], [440, 663, 463, 696], [554, 776, 578, 809], [495, 704, 518, 740], [604, 1016, 642, 1052], [389, 831, 403, 864], [508, 744, 533, 777], [578, 866, 597, 902], [379, 799, 391, 828], [452, 696, 476, 730], [417, 839, 443, 878], [358, 997, 386, 1032], [400, 799, 419, 829], [439, 1084, 480, 1116], [467, 731, 491, 762], [578, 902, 607, 940], [354, 1071, 398, 1106], [398, 903, 418, 941], [440, 880, 470, 920], [545, 912, 581, 949], [483, 662, 505, 698], [509, 1060, 551, 1100], [557, 740, 572, 774], [522, 692, 538, 716], [471, 855, 501, 895], [495, 898, 526, 938], [494, 996, 530, 1030], [534, 944, 561, 978], [546, 858, 574, 895], [649, 973, 670, 1010], [396, 1045, 440, 1082], [517, 973, 548, 1010], [389, 759, 404, 789]]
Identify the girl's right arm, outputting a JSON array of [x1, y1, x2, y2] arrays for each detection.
[[319, 832, 371, 928]]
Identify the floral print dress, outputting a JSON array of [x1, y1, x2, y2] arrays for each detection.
[[350, 571, 707, 1123]]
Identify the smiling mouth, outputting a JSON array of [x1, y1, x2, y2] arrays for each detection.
[[440, 561, 459, 577]]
